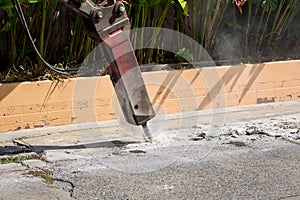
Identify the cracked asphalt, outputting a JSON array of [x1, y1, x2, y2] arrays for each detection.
[[0, 100, 300, 199]]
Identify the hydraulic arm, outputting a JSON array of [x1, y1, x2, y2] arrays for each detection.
[[12, 0, 155, 142]]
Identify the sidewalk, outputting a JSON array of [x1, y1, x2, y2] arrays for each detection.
[[1, 99, 300, 148]]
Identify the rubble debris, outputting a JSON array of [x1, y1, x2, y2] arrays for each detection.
[[190, 132, 206, 141], [290, 129, 299, 134], [224, 141, 247, 147], [245, 126, 266, 135], [265, 132, 282, 138], [212, 116, 300, 146], [129, 150, 146, 154]]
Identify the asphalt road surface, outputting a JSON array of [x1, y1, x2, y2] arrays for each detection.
[[1, 101, 300, 199]]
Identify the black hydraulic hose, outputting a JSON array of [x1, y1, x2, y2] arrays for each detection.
[[11, 0, 79, 75]]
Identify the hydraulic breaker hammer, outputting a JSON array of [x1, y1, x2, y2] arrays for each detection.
[[12, 0, 155, 142]]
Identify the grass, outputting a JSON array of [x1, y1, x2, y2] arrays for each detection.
[[25, 168, 74, 187], [0, 153, 42, 164], [26, 169, 56, 185], [0, 153, 71, 187]]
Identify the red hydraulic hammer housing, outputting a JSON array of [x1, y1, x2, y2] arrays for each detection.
[[60, 0, 156, 141]]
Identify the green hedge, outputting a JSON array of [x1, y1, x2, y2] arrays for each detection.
[[0, 0, 299, 82]]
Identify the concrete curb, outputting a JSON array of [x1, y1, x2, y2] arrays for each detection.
[[0, 60, 300, 132]]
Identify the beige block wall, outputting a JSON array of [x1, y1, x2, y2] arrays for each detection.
[[0, 60, 299, 132]]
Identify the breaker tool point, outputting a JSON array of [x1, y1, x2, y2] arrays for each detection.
[[142, 123, 153, 143]]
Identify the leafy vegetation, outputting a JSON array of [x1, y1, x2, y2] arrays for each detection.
[[0, 0, 299, 82]]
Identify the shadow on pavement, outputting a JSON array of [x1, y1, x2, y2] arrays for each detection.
[[0, 140, 137, 156]]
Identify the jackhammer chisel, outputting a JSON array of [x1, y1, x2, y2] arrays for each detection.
[[12, 0, 155, 142]]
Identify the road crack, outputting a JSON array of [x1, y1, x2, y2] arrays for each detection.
[[23, 168, 75, 198]]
